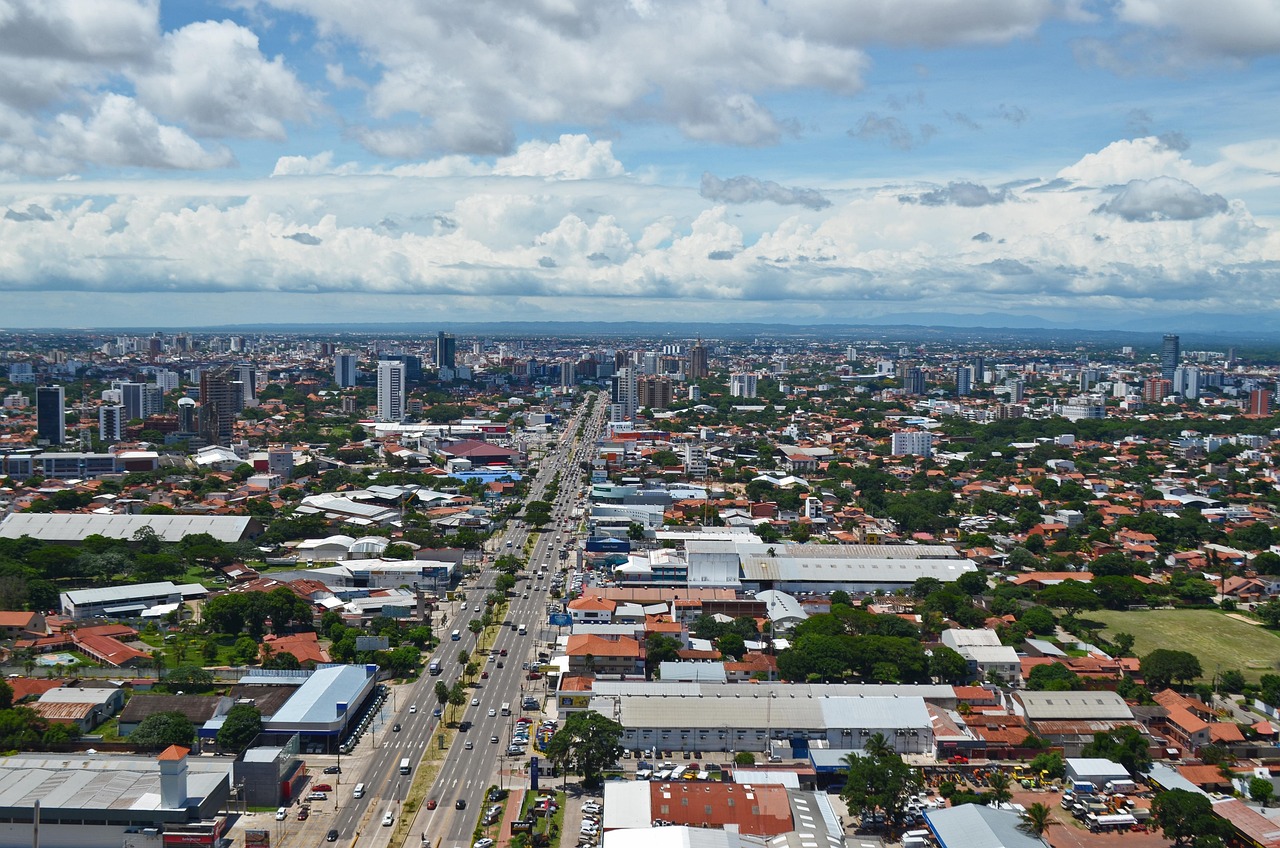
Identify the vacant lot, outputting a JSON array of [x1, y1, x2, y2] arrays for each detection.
[[1087, 608, 1280, 681]]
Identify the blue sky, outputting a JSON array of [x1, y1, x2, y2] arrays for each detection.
[[1, 0, 1279, 329]]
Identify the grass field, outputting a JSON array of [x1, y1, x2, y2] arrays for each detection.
[[1086, 609, 1280, 682]]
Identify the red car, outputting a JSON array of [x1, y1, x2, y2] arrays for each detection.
[[500, 649, 508, 656], [313, 783, 333, 792], [527, 671, 542, 680], [427, 799, 438, 810], [481, 671, 489, 679], [947, 755, 969, 765]]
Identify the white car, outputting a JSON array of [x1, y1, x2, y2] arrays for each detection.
[[475, 840, 495, 848], [382, 810, 395, 827], [409, 705, 417, 713], [472, 697, 480, 706]]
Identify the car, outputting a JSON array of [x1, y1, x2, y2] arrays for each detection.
[[947, 755, 970, 765], [475, 839, 495, 848], [522, 593, 529, 599], [427, 799, 438, 810], [382, 811, 395, 827], [508, 745, 525, 755], [516, 716, 533, 724], [465, 740, 474, 750], [491, 735, 500, 744], [326, 829, 339, 842], [474, 606, 481, 613], [583, 803, 602, 814], [481, 671, 489, 679], [433, 707, 443, 717], [456, 799, 468, 810], [527, 672, 542, 680], [488, 708, 497, 717], [459, 721, 472, 731], [471, 697, 480, 706], [307, 792, 328, 801], [323, 765, 342, 774], [409, 705, 417, 713], [297, 807, 310, 821], [313, 783, 333, 792], [500, 649, 508, 656], [497, 661, 504, 668], [393, 723, 401, 732]]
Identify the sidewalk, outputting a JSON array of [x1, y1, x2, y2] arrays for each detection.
[[494, 788, 527, 848]]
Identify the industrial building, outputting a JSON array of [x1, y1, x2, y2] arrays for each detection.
[[60, 581, 210, 620], [0, 513, 261, 544]]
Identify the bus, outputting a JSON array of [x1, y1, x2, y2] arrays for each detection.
[[500, 702, 511, 716], [399, 758, 411, 775], [451, 629, 462, 641], [428, 660, 442, 676]]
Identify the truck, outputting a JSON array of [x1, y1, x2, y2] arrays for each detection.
[[399, 757, 412, 775], [428, 660, 442, 676]]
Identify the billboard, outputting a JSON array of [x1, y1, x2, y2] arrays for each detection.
[[245, 831, 270, 848], [549, 613, 572, 627]]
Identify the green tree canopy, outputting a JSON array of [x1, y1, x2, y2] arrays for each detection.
[[839, 740, 921, 829], [129, 711, 195, 750], [544, 710, 624, 782], [216, 704, 262, 752], [1141, 649, 1203, 690], [1152, 789, 1229, 845]]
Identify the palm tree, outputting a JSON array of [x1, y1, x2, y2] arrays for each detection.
[[987, 771, 1013, 807], [863, 732, 893, 760], [1019, 802, 1056, 838]]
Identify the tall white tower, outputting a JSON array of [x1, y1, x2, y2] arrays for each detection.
[[376, 360, 406, 422]]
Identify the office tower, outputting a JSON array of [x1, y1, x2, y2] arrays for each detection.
[[1078, 368, 1100, 393], [687, 341, 709, 380], [120, 382, 164, 421], [153, 370, 179, 392], [377, 360, 406, 422], [99, 404, 125, 443], [560, 361, 575, 388], [1249, 389, 1271, 416], [891, 431, 933, 458], [233, 364, 257, 406], [610, 366, 638, 420], [199, 368, 239, 446], [1173, 366, 1200, 400], [177, 397, 197, 433], [641, 352, 660, 375], [334, 352, 358, 388], [399, 355, 423, 384], [436, 332, 456, 369], [688, 385, 701, 402], [1005, 379, 1025, 403], [896, 363, 925, 396], [845, 345, 857, 362], [954, 365, 971, 397], [729, 373, 758, 398], [36, 385, 65, 445], [1161, 334, 1180, 382], [637, 376, 673, 410], [971, 356, 985, 384]]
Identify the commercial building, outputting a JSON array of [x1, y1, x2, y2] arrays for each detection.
[[890, 430, 933, 458], [334, 352, 358, 388], [1161, 333, 1181, 382], [687, 341, 709, 380], [0, 746, 229, 848], [589, 682, 937, 756], [1, 513, 261, 545], [376, 359, 406, 422], [211, 665, 379, 753], [36, 385, 65, 445], [924, 804, 1044, 848], [1014, 690, 1140, 755], [939, 629, 1021, 684], [638, 376, 673, 410], [59, 581, 210, 620], [436, 331, 456, 369], [736, 543, 978, 594], [198, 367, 239, 446], [99, 404, 125, 442]]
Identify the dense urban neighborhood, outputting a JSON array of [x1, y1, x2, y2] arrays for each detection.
[[3, 328, 1280, 848]]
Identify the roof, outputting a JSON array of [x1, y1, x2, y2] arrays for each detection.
[[0, 753, 229, 812], [157, 745, 189, 761], [1016, 691, 1133, 721], [61, 581, 207, 607], [740, 551, 976, 584], [264, 665, 373, 728], [607, 692, 933, 732], [119, 694, 225, 725], [1212, 799, 1280, 848], [0, 513, 257, 543], [603, 826, 768, 848], [925, 804, 1046, 848]]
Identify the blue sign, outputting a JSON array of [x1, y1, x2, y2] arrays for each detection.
[[549, 613, 572, 627], [530, 756, 540, 791]]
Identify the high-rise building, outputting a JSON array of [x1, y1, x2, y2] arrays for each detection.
[[377, 360, 406, 422], [334, 353, 358, 388], [233, 364, 257, 406], [1161, 334, 1180, 382], [36, 385, 65, 445], [120, 382, 164, 421], [1249, 388, 1271, 416], [99, 404, 125, 443], [954, 365, 971, 397], [610, 366, 638, 420], [177, 397, 198, 434], [688, 341, 709, 380], [896, 363, 925, 396], [971, 356, 985, 384], [199, 368, 240, 446], [683, 443, 707, 477], [729, 373, 758, 398], [436, 332, 456, 369], [637, 376, 673, 410], [1173, 366, 1200, 400], [1005, 379, 1025, 403], [1142, 377, 1171, 403]]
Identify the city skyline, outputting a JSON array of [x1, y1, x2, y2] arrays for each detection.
[[0, 2, 1278, 328]]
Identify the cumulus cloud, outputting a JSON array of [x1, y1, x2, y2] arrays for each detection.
[[284, 232, 322, 245], [493, 135, 624, 180], [48, 94, 233, 171], [707, 250, 736, 260], [1058, 135, 1195, 185], [1095, 176, 1229, 222], [1115, 0, 1280, 58], [901, 182, 1011, 206], [133, 20, 315, 140], [699, 173, 831, 210]]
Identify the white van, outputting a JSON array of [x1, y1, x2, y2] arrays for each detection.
[[353, 783, 366, 799], [275, 807, 288, 821]]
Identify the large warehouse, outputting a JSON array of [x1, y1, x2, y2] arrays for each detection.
[[0, 746, 229, 848], [735, 543, 978, 593], [0, 513, 262, 544], [588, 682, 939, 756]]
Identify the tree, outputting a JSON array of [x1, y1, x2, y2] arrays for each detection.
[[435, 680, 449, 710], [165, 664, 215, 692], [1250, 777, 1274, 808], [1081, 726, 1151, 775], [263, 650, 301, 670], [955, 571, 989, 595], [830, 590, 851, 608], [626, 522, 645, 541], [1152, 789, 1229, 845], [1027, 662, 1083, 691], [544, 710, 624, 783], [1029, 751, 1065, 780], [928, 646, 969, 684], [1111, 631, 1136, 657], [840, 746, 920, 830], [1020, 606, 1056, 635], [987, 771, 1013, 806], [1019, 802, 1057, 837], [1141, 649, 1203, 690], [129, 711, 195, 750], [216, 704, 262, 752], [1037, 580, 1100, 613]]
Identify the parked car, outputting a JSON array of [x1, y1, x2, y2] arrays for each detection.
[[307, 792, 328, 801], [323, 765, 342, 774], [313, 783, 333, 792]]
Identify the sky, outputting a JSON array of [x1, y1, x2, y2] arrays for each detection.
[[1, 0, 1279, 331]]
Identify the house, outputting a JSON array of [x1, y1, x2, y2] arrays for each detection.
[[939, 629, 1021, 684], [568, 595, 617, 625], [33, 685, 125, 733], [566, 633, 644, 676], [0, 610, 45, 639], [118, 694, 231, 737]]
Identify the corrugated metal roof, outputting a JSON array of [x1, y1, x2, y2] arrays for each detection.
[[925, 804, 1044, 848], [0, 756, 229, 811], [740, 556, 976, 583], [1016, 691, 1133, 720], [609, 693, 932, 731], [0, 513, 254, 543]]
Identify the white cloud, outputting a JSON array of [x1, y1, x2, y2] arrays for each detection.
[[258, 0, 1053, 152], [133, 20, 315, 140], [1057, 135, 1197, 185], [1116, 0, 1280, 57], [47, 94, 234, 171], [1096, 176, 1229, 222], [492, 135, 624, 180]]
